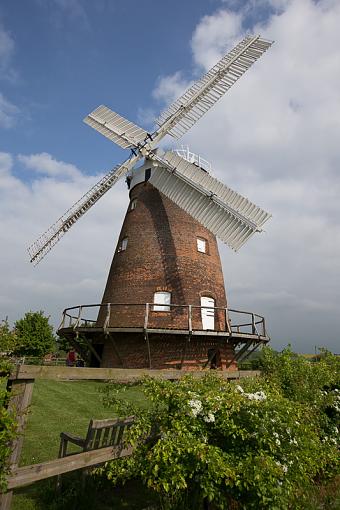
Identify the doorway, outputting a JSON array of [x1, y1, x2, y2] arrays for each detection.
[[200, 296, 215, 330], [207, 348, 221, 369], [90, 343, 104, 367]]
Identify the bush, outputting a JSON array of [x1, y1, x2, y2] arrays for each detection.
[[260, 346, 340, 403], [0, 320, 18, 356], [0, 360, 17, 492], [101, 352, 339, 509]]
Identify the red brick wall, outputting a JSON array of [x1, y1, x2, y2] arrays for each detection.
[[98, 181, 228, 331], [95, 180, 235, 370], [100, 332, 237, 371]]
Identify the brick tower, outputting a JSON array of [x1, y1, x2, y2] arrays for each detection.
[[96, 157, 235, 370]]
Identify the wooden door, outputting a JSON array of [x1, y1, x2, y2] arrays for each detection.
[[200, 296, 215, 330]]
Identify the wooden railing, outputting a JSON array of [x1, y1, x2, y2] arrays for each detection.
[[58, 302, 267, 338]]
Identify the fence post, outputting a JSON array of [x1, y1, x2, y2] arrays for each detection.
[[251, 313, 255, 335], [144, 303, 149, 330], [0, 377, 35, 510], [188, 305, 192, 334], [103, 303, 111, 332], [74, 306, 82, 329], [225, 308, 232, 334]]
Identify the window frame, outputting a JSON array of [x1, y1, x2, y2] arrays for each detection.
[[197, 237, 207, 254], [153, 291, 171, 312], [130, 198, 137, 211], [117, 237, 128, 252]]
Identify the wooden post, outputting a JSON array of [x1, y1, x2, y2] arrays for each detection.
[[0, 378, 35, 510]]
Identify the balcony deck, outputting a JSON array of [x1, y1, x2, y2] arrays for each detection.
[[57, 302, 269, 368]]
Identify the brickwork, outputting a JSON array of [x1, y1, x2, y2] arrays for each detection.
[[100, 332, 237, 371], [96, 179, 235, 370], [99, 181, 227, 328]]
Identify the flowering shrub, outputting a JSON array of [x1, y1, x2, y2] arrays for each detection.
[[0, 361, 17, 491], [102, 365, 339, 509], [260, 346, 339, 404]]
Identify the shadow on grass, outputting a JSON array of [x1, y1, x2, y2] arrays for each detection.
[[12, 472, 159, 510]]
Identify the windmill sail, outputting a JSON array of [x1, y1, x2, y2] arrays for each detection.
[[28, 156, 139, 265], [162, 151, 271, 228], [155, 35, 273, 139], [149, 153, 271, 251], [29, 34, 273, 264], [84, 105, 148, 149]]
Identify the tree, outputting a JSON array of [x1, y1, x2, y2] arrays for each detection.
[[14, 311, 55, 357], [0, 320, 18, 355]]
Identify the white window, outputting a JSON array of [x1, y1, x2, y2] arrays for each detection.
[[153, 291, 171, 311], [197, 237, 206, 253], [130, 198, 137, 210], [118, 237, 128, 252]]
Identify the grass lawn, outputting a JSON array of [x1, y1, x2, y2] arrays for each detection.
[[12, 379, 152, 510]]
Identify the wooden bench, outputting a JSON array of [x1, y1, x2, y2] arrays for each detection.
[[57, 416, 134, 488], [58, 416, 135, 458]]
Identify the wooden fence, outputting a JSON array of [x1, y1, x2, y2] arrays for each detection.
[[0, 365, 260, 510]]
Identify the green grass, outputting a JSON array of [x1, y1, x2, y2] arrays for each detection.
[[20, 379, 147, 465], [12, 379, 151, 509]]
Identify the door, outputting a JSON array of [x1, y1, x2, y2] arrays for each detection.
[[200, 296, 215, 330]]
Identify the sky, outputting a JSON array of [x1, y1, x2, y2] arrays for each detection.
[[0, 0, 339, 353]]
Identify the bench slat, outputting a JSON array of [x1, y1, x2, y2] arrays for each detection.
[[59, 416, 135, 457]]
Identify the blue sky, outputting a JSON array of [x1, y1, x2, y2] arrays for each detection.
[[1, 0, 340, 353], [2, 0, 227, 172]]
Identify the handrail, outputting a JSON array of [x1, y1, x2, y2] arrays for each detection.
[[58, 302, 268, 338]]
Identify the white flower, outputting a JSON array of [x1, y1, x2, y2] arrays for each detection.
[[276, 438, 281, 446], [245, 391, 267, 401], [275, 461, 287, 473], [333, 401, 340, 412], [188, 399, 203, 417], [203, 412, 215, 423], [289, 438, 298, 446], [235, 385, 244, 393], [273, 432, 279, 438]]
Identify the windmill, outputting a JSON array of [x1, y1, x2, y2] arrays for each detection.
[[29, 35, 273, 370]]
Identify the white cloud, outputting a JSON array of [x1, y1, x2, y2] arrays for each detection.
[[191, 9, 242, 69], [151, 0, 340, 352], [0, 151, 128, 326], [18, 152, 83, 180], [153, 72, 192, 106]]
